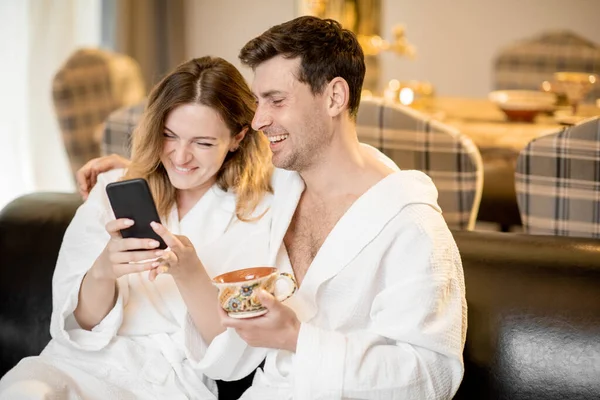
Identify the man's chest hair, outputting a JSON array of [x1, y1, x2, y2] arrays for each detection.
[[285, 195, 354, 265]]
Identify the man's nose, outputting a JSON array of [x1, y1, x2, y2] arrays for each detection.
[[252, 103, 272, 132]]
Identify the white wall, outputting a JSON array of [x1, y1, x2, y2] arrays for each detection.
[[382, 0, 600, 97], [184, 0, 600, 97], [184, 0, 296, 84]]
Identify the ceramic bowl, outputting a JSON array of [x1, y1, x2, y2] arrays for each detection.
[[489, 90, 557, 122]]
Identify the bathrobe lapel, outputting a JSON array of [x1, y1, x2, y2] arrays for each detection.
[[268, 170, 305, 265], [271, 171, 439, 323]]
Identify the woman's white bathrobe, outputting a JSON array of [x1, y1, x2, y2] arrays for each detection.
[[236, 168, 468, 400], [0, 169, 273, 400]]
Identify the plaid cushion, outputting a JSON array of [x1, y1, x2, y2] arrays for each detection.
[[357, 98, 484, 230], [52, 48, 145, 176], [494, 30, 600, 101], [515, 117, 600, 238], [101, 100, 146, 157]]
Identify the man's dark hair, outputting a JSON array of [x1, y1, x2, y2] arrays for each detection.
[[239, 16, 366, 117]]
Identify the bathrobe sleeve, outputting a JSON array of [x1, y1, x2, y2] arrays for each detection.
[[292, 204, 467, 399], [50, 170, 130, 351], [184, 320, 268, 381]]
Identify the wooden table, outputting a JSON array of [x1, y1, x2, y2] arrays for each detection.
[[417, 97, 600, 229], [421, 97, 599, 156]]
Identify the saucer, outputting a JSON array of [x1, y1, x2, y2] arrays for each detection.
[[554, 113, 595, 126], [228, 309, 268, 319]]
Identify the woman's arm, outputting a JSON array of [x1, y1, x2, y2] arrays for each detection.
[[50, 170, 124, 348], [174, 265, 224, 344], [149, 222, 224, 343], [73, 218, 162, 330]]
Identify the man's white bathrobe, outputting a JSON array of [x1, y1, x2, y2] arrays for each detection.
[[237, 168, 468, 400], [0, 169, 272, 400]]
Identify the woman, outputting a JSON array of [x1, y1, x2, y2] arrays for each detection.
[[0, 57, 272, 399]]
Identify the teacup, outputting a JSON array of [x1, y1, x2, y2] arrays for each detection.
[[212, 267, 297, 319]]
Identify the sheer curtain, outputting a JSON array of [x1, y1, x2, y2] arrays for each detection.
[[0, 0, 101, 209]]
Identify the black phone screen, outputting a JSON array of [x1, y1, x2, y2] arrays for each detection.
[[105, 178, 168, 249]]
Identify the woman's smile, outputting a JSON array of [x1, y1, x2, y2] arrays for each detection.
[[171, 162, 199, 175]]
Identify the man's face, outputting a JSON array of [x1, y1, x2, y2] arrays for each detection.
[[251, 56, 332, 172]]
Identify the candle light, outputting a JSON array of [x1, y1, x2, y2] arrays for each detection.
[[399, 87, 415, 105]]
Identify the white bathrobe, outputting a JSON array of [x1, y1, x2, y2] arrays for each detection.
[[0, 169, 273, 400], [238, 168, 467, 400]]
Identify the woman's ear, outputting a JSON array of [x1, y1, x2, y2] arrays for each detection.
[[230, 126, 248, 152], [326, 77, 350, 117]]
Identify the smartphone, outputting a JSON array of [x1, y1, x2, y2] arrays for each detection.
[[105, 178, 168, 250]]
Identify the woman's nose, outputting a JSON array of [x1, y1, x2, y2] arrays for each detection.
[[173, 143, 192, 165]]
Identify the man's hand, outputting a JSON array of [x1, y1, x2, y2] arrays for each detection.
[[220, 290, 301, 353], [76, 154, 131, 200]]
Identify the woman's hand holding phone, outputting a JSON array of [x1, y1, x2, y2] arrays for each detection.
[[147, 222, 209, 283], [76, 218, 164, 330], [90, 218, 165, 281]]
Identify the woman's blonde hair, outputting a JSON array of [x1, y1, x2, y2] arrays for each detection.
[[123, 56, 272, 221]]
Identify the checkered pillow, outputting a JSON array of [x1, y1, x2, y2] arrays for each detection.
[[494, 30, 600, 101], [52, 48, 145, 176], [515, 117, 600, 238], [101, 100, 146, 157], [357, 98, 484, 230]]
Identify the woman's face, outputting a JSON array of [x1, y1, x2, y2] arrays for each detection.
[[160, 103, 242, 195]]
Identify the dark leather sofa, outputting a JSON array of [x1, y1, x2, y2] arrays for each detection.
[[2, 193, 600, 399]]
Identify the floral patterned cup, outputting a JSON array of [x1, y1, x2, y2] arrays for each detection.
[[212, 267, 297, 319]]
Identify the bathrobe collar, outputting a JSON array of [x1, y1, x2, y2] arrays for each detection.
[[269, 169, 440, 322]]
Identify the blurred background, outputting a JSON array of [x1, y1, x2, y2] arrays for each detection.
[[1, 0, 599, 210]]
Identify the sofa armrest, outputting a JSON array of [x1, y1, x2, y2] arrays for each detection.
[[0, 192, 82, 376]]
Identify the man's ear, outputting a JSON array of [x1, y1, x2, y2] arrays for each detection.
[[326, 77, 350, 117], [230, 126, 248, 152]]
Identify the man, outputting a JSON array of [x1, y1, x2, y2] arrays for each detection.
[[77, 16, 466, 399], [219, 16, 467, 399]]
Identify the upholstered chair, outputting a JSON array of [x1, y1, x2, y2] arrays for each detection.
[[357, 98, 484, 230], [52, 48, 146, 176], [515, 117, 600, 238]]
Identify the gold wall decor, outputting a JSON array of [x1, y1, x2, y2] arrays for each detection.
[[298, 0, 382, 92]]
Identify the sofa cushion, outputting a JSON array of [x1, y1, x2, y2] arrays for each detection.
[[452, 230, 600, 400]]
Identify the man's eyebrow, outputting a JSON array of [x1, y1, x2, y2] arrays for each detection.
[[164, 127, 216, 141], [257, 90, 286, 99]]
